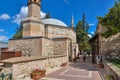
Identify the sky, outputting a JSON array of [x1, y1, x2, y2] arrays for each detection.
[[0, 0, 114, 42]]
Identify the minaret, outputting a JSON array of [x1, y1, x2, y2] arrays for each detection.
[[22, 0, 44, 37], [71, 15, 74, 29], [27, 0, 41, 19]]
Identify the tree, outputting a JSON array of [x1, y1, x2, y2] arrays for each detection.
[[44, 12, 51, 19], [13, 24, 23, 39], [82, 13, 90, 33], [75, 16, 91, 52], [97, 1, 120, 38]]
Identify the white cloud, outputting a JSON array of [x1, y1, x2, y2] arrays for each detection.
[[13, 6, 28, 24], [41, 11, 46, 19], [88, 34, 92, 38], [13, 6, 46, 25], [64, 0, 70, 5], [91, 31, 95, 35], [0, 13, 10, 20], [0, 36, 8, 41], [89, 23, 95, 26], [0, 29, 4, 32], [89, 21, 96, 26]]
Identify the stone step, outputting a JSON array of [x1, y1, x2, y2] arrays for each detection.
[[40, 77, 65, 80]]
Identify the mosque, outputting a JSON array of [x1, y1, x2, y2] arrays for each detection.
[[8, 0, 77, 61]]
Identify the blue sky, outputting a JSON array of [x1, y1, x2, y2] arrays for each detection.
[[0, 0, 114, 42]]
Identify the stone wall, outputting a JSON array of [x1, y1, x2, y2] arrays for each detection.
[[102, 33, 120, 55], [102, 33, 120, 80], [9, 37, 42, 56], [1, 55, 68, 79], [22, 21, 45, 37], [53, 38, 68, 55], [45, 25, 76, 42], [9, 36, 76, 58], [41, 38, 53, 56], [104, 62, 120, 80]]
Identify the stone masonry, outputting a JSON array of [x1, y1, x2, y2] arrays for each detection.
[[53, 38, 68, 55], [9, 37, 42, 56], [9, 37, 72, 57], [1, 55, 68, 79]]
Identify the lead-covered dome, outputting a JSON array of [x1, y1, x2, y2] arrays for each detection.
[[42, 18, 67, 27]]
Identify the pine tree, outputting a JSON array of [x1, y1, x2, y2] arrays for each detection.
[[44, 12, 51, 19], [97, 0, 120, 38], [13, 23, 23, 39], [82, 12, 89, 33], [75, 20, 91, 51]]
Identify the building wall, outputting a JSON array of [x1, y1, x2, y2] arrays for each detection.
[[53, 38, 67, 55], [71, 42, 77, 58], [105, 62, 120, 80], [22, 21, 44, 37], [102, 33, 120, 54], [27, 3, 40, 19], [9, 37, 75, 58], [1, 55, 68, 79], [41, 38, 53, 56], [45, 25, 76, 42], [9, 38, 42, 56]]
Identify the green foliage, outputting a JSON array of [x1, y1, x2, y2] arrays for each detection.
[[44, 12, 51, 19], [75, 13, 91, 51], [82, 13, 89, 33], [107, 58, 120, 68], [105, 75, 114, 80], [97, 1, 120, 38], [13, 24, 23, 39]]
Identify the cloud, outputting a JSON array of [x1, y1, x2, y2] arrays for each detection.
[[89, 21, 96, 26], [91, 31, 95, 35], [0, 36, 8, 41], [41, 11, 46, 19], [0, 13, 10, 20], [13, 6, 46, 25], [64, 0, 70, 5], [0, 29, 4, 32], [88, 34, 92, 38], [13, 6, 28, 24]]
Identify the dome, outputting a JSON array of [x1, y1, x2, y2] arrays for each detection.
[[42, 18, 67, 27]]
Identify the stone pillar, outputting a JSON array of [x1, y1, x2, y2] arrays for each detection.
[[22, 0, 44, 37], [27, 0, 41, 19]]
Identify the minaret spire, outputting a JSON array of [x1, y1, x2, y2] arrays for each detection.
[[71, 14, 74, 28]]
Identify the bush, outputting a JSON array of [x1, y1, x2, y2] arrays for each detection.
[[105, 75, 114, 80]]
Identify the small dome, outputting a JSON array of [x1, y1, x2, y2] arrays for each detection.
[[42, 18, 67, 27]]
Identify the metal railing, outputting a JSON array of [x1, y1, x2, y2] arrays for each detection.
[[0, 73, 12, 80]]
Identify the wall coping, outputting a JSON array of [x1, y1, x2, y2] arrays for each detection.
[[45, 24, 76, 33], [0, 55, 67, 64], [106, 62, 120, 77], [53, 37, 72, 40], [9, 36, 52, 41]]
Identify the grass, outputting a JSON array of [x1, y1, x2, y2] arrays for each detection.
[[106, 58, 120, 68], [105, 75, 114, 80], [113, 63, 120, 68]]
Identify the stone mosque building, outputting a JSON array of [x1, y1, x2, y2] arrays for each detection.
[[8, 0, 77, 60]]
